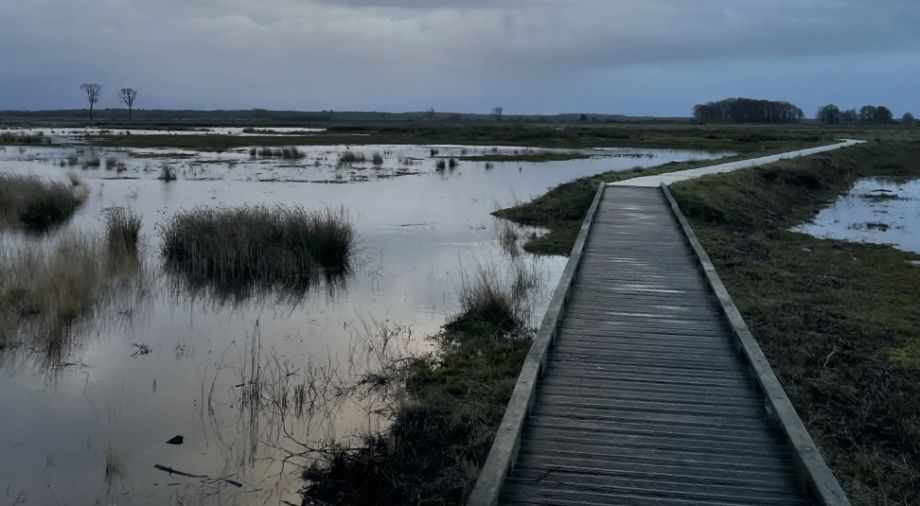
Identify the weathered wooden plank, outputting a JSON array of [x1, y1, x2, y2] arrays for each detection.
[[471, 185, 845, 506]]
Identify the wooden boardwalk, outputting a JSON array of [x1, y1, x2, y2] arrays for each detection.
[[470, 185, 849, 505]]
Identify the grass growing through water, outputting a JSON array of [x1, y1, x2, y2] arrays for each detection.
[[160, 206, 355, 300], [303, 261, 538, 505], [0, 225, 144, 361], [105, 208, 142, 255], [0, 175, 85, 232], [670, 140, 920, 505]]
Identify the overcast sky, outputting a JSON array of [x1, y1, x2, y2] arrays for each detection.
[[1, 0, 918, 116]]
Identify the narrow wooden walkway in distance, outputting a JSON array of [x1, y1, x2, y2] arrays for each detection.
[[500, 186, 815, 505]]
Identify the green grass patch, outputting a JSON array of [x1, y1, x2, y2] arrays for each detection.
[[670, 140, 920, 505], [493, 154, 783, 255]]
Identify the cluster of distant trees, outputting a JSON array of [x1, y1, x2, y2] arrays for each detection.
[[816, 104, 913, 126], [693, 98, 804, 124], [79, 83, 138, 121]]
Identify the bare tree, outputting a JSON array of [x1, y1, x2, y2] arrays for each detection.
[[80, 83, 103, 121], [119, 88, 138, 121], [491, 107, 503, 122]]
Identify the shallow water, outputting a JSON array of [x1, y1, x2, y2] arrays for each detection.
[[0, 140, 726, 505], [793, 178, 920, 254]]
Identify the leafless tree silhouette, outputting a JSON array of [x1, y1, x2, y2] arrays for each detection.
[[119, 88, 138, 121], [80, 83, 102, 121]]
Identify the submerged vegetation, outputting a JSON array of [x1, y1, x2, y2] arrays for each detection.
[[160, 205, 356, 300], [671, 140, 920, 505], [0, 174, 85, 232], [303, 261, 536, 505]]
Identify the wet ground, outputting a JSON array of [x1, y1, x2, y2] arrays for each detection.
[[793, 177, 920, 254], [0, 135, 727, 505]]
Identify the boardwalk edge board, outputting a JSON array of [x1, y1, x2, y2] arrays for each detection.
[[468, 183, 606, 506], [660, 183, 851, 506]]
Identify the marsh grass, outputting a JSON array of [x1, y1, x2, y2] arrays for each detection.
[[158, 164, 177, 181], [0, 233, 144, 361], [0, 132, 51, 145], [105, 208, 142, 255], [251, 146, 306, 159], [371, 152, 384, 165], [0, 175, 85, 232], [338, 151, 366, 166], [497, 221, 521, 258], [303, 261, 538, 504], [160, 205, 356, 301]]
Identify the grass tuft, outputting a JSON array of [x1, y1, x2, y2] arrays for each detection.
[[104, 208, 142, 255], [160, 205, 355, 299], [0, 175, 85, 232]]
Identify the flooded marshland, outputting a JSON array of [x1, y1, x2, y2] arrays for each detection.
[[0, 132, 727, 505], [794, 177, 920, 254]]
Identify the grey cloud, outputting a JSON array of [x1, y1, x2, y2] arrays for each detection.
[[1, 0, 917, 114]]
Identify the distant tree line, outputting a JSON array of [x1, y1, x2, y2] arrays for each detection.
[[693, 98, 804, 124], [816, 104, 913, 125]]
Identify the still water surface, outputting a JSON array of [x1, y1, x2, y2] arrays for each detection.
[[0, 141, 726, 505]]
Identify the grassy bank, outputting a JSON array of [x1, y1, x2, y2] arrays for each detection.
[[0, 175, 85, 232], [494, 153, 794, 255], [669, 140, 920, 505], [303, 264, 535, 505]]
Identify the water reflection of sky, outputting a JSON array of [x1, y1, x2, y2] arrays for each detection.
[[793, 178, 920, 254], [0, 141, 728, 505]]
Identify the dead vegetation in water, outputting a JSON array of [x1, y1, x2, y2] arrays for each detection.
[[0, 175, 86, 232], [0, 226, 146, 363], [160, 205, 356, 302]]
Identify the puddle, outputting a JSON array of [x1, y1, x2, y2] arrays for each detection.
[[793, 178, 920, 254], [0, 139, 726, 505]]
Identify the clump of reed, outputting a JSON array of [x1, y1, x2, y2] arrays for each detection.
[[454, 261, 539, 331], [160, 205, 356, 298], [158, 164, 177, 181], [0, 231, 143, 360], [81, 156, 101, 169], [105, 208, 142, 255], [249, 146, 306, 159], [448, 158, 459, 169], [497, 221, 521, 258], [338, 151, 366, 166], [371, 152, 384, 166], [0, 175, 85, 232], [0, 132, 51, 145], [435, 159, 447, 171]]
